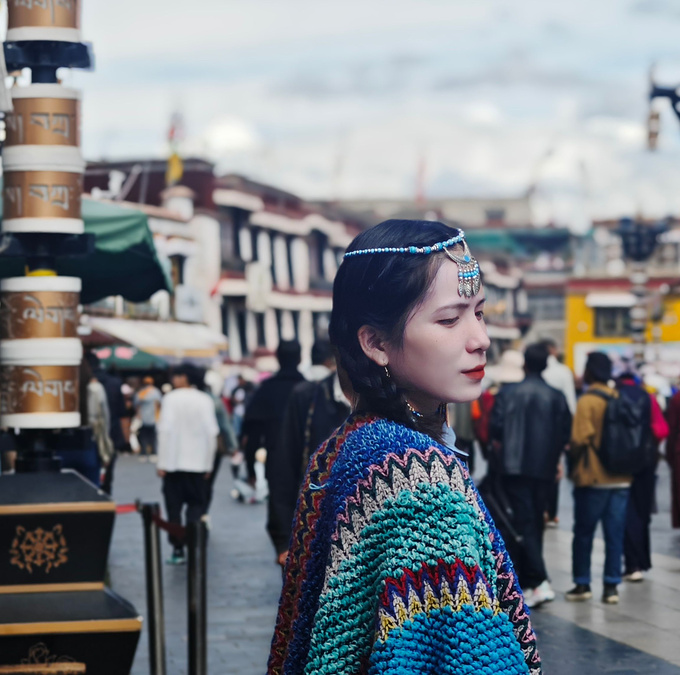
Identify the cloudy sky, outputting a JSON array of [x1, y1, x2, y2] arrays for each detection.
[[39, 0, 680, 228]]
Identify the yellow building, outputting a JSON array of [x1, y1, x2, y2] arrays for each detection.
[[565, 276, 680, 378]]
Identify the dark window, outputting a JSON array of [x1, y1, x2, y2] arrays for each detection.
[[250, 227, 259, 261], [255, 312, 266, 347], [169, 255, 185, 286], [595, 307, 631, 337], [485, 208, 505, 224], [527, 294, 565, 321], [287, 237, 295, 287], [236, 308, 248, 356], [220, 220, 233, 262]]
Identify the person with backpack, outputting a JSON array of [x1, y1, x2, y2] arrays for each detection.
[[567, 351, 635, 604], [617, 370, 668, 582]]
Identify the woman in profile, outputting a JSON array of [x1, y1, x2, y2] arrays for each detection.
[[268, 219, 540, 675]]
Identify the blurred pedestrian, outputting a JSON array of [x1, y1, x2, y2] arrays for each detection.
[[242, 340, 305, 545], [269, 219, 540, 675], [268, 340, 350, 566], [490, 342, 571, 607], [189, 366, 238, 510], [57, 357, 110, 487], [617, 370, 668, 582], [472, 350, 524, 462], [134, 376, 162, 462], [228, 372, 255, 438], [157, 364, 220, 565], [567, 352, 632, 604], [667, 387, 680, 530], [540, 339, 577, 528], [85, 352, 126, 492]]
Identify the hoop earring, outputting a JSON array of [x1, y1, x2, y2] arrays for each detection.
[[383, 365, 391, 379]]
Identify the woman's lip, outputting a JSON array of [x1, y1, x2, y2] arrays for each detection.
[[463, 367, 485, 380]]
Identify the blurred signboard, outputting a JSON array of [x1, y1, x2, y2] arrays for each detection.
[[174, 284, 204, 323]]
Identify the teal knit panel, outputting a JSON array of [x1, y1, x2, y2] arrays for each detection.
[[304, 482, 497, 675], [369, 605, 530, 675]]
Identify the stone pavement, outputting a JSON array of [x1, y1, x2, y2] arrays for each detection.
[[108, 454, 680, 675]]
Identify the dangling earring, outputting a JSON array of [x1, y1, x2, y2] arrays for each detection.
[[384, 365, 391, 379], [406, 400, 423, 419]]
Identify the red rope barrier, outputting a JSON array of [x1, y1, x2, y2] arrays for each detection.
[[115, 503, 138, 514], [115, 501, 187, 541]]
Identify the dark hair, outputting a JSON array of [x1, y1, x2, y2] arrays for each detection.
[[171, 363, 193, 381], [539, 338, 557, 351], [84, 350, 100, 370], [277, 339, 301, 369], [329, 219, 465, 441], [311, 339, 334, 366], [524, 343, 549, 374], [585, 351, 612, 383]]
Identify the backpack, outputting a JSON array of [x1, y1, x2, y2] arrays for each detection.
[[588, 385, 651, 475]]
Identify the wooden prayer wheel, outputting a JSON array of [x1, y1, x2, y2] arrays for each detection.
[[7, 0, 82, 44], [1, 276, 80, 341], [5, 85, 80, 148]]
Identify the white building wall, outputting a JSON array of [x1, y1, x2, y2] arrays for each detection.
[[265, 308, 279, 351], [291, 238, 310, 292], [184, 213, 223, 334], [273, 235, 290, 290]]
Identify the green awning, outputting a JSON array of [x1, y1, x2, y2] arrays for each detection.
[[1, 197, 173, 304], [93, 345, 168, 370]]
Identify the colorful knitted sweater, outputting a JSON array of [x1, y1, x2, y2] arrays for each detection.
[[268, 414, 541, 675]]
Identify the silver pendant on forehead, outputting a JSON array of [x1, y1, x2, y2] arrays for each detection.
[[443, 240, 481, 298]]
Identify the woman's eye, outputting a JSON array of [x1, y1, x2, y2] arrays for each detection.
[[438, 317, 459, 326], [475, 311, 485, 321]]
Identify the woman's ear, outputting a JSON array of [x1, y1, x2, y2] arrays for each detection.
[[357, 325, 389, 367]]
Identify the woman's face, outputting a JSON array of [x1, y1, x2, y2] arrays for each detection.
[[384, 259, 490, 412]]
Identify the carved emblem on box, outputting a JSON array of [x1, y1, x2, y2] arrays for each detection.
[[9, 525, 69, 573], [0, 643, 85, 674]]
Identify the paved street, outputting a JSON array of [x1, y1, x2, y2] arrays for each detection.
[[108, 454, 680, 675]]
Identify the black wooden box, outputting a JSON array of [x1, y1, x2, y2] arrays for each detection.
[[0, 588, 142, 675], [0, 470, 114, 592]]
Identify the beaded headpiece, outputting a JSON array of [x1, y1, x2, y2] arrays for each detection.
[[343, 229, 481, 298]]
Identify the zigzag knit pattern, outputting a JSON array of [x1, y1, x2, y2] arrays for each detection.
[[267, 415, 541, 675]]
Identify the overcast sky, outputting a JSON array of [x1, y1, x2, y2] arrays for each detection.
[[36, 0, 680, 228]]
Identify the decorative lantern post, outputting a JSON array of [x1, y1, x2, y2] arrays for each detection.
[[616, 217, 668, 365]]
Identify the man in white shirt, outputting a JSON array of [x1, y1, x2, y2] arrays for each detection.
[[541, 340, 577, 415], [540, 339, 577, 527], [157, 364, 220, 564]]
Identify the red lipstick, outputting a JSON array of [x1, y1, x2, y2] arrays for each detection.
[[463, 365, 485, 381]]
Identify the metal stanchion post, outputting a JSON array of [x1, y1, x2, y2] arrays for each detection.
[[187, 518, 208, 675], [141, 503, 167, 675]]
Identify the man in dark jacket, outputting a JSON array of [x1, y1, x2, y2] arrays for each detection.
[[490, 342, 571, 607], [267, 340, 351, 565], [241, 340, 305, 552]]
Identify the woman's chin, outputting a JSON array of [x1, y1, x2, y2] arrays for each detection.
[[447, 380, 483, 403]]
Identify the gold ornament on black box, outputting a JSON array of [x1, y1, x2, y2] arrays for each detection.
[[9, 524, 69, 573]]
